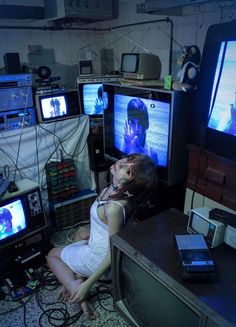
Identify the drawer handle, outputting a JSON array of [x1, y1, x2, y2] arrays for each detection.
[[206, 167, 226, 184]]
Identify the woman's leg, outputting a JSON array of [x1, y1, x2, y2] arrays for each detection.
[[47, 247, 96, 319], [47, 247, 82, 295]]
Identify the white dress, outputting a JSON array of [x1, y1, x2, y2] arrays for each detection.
[[60, 199, 126, 277]]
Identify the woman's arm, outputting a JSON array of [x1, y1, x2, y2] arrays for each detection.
[[69, 202, 124, 303]]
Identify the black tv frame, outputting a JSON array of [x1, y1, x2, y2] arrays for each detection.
[[193, 20, 236, 162]]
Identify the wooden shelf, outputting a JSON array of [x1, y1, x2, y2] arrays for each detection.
[[187, 144, 236, 211]]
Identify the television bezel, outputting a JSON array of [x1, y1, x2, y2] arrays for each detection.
[[35, 90, 80, 123], [103, 83, 191, 186], [110, 233, 203, 327], [0, 198, 27, 248], [120, 52, 161, 80], [77, 81, 107, 119], [40, 94, 68, 120], [194, 20, 236, 161], [0, 186, 46, 253]]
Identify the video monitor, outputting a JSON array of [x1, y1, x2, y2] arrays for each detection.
[[207, 40, 236, 136], [41, 95, 67, 119], [82, 83, 108, 116], [113, 94, 170, 167]]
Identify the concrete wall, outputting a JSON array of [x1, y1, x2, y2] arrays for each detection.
[[0, 0, 235, 86]]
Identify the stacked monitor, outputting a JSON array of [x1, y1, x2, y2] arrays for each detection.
[[77, 75, 121, 119], [103, 83, 192, 186], [193, 20, 236, 161]]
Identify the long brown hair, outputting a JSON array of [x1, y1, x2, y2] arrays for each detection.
[[108, 154, 159, 206]]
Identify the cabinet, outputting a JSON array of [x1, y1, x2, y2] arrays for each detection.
[[186, 144, 236, 212], [111, 209, 236, 327]]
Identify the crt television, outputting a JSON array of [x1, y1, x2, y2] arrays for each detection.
[[77, 75, 121, 119], [103, 83, 192, 186], [193, 20, 236, 161], [35, 89, 80, 123], [78, 82, 108, 117], [121, 52, 161, 80], [0, 182, 45, 251], [110, 231, 203, 327]]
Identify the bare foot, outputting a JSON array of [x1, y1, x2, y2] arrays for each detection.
[[81, 300, 96, 320], [58, 278, 84, 302], [58, 285, 70, 302]]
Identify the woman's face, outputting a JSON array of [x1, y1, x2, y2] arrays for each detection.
[[110, 157, 135, 186]]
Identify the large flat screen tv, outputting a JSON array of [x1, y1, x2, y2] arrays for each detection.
[[193, 20, 236, 161], [103, 83, 192, 186]]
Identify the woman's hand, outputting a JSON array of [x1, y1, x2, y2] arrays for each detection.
[[69, 280, 90, 303]]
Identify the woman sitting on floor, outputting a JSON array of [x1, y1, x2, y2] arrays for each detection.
[[47, 153, 158, 319]]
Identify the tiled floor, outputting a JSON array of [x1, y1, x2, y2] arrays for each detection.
[[0, 270, 130, 327]]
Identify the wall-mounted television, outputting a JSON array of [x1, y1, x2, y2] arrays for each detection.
[[103, 83, 192, 186], [193, 20, 236, 161], [121, 53, 161, 80], [35, 90, 80, 123], [77, 75, 121, 119]]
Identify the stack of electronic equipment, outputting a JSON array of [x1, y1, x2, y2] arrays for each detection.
[[46, 159, 97, 229], [0, 73, 36, 131]]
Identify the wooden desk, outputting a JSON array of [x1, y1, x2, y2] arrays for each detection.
[[111, 208, 236, 327]]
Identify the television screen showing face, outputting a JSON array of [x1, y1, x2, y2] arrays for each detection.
[[83, 83, 108, 116], [114, 94, 170, 166], [41, 95, 67, 119], [121, 54, 138, 73], [207, 41, 236, 136], [0, 199, 26, 241]]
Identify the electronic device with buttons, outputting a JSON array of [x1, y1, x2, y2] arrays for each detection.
[[174, 234, 216, 279], [0, 74, 35, 131], [0, 107, 36, 131], [0, 180, 46, 276]]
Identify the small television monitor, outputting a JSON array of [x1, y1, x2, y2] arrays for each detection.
[[0, 183, 45, 253], [35, 90, 80, 123], [0, 183, 46, 278], [193, 20, 236, 161], [103, 83, 192, 186], [0, 199, 27, 242], [0, 181, 46, 266], [77, 76, 121, 118], [79, 83, 108, 117], [121, 52, 161, 80]]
